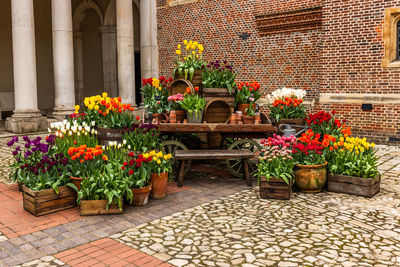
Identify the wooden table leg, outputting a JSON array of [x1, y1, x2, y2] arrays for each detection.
[[178, 160, 185, 187], [242, 159, 251, 186]]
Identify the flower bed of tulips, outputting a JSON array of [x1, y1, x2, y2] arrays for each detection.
[[7, 93, 175, 215]]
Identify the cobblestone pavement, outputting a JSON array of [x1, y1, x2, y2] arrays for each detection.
[[0, 132, 400, 266]]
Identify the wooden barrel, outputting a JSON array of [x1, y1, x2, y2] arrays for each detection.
[[204, 99, 232, 124], [97, 127, 122, 145], [169, 79, 195, 96], [203, 88, 235, 108]]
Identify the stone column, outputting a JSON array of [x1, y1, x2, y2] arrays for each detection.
[[6, 0, 47, 133], [52, 0, 75, 117], [150, 0, 159, 77], [101, 26, 118, 98], [140, 0, 159, 79], [116, 0, 136, 106], [73, 31, 84, 106]]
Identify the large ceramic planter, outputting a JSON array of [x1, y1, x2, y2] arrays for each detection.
[[80, 199, 123, 215], [294, 161, 327, 193], [131, 183, 152, 206], [186, 110, 203, 124], [327, 173, 380, 198], [259, 177, 292, 200], [70, 176, 83, 191], [97, 127, 123, 145], [22, 185, 76, 216], [150, 172, 168, 199], [236, 103, 256, 115]]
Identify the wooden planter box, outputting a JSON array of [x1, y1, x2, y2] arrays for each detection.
[[259, 177, 292, 200], [22, 185, 76, 216], [80, 199, 123, 216], [327, 173, 380, 198]]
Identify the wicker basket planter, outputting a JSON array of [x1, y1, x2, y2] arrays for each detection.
[[327, 173, 380, 198]]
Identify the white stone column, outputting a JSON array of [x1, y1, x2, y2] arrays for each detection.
[[6, 0, 47, 133], [140, 0, 159, 79], [150, 0, 159, 77], [52, 0, 75, 117], [116, 0, 136, 106]]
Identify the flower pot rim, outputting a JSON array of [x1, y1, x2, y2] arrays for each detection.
[[131, 183, 152, 192], [296, 161, 328, 168]]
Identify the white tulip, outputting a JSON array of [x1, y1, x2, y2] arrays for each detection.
[[55, 131, 59, 137], [69, 131, 73, 136], [102, 145, 105, 150], [71, 126, 77, 133], [50, 123, 55, 128], [77, 132, 81, 136], [78, 126, 83, 131], [94, 130, 98, 135], [109, 141, 113, 147], [128, 145, 131, 150], [123, 139, 127, 145], [113, 141, 117, 147], [82, 122, 87, 127], [117, 144, 122, 149], [48, 128, 51, 133], [84, 132, 88, 136], [63, 119, 67, 124], [91, 121, 96, 126]]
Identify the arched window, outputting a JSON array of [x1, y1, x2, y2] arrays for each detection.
[[397, 20, 400, 60]]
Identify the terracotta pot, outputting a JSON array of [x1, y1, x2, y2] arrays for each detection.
[[175, 110, 186, 123], [70, 176, 84, 191], [186, 110, 203, 123], [131, 183, 152, 206], [295, 161, 327, 193], [150, 173, 168, 199], [242, 115, 255, 124], [230, 114, 237, 124], [236, 103, 256, 115]]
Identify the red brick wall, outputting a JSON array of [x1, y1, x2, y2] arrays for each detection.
[[157, 0, 322, 100], [320, 0, 400, 144], [157, 0, 400, 144]]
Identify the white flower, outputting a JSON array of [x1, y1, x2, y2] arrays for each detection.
[[117, 144, 122, 149], [71, 126, 77, 133], [66, 124, 70, 130], [109, 141, 113, 146], [82, 122, 87, 127], [94, 130, 98, 135], [78, 126, 83, 131], [91, 121, 96, 126], [84, 132, 88, 136], [50, 123, 55, 128], [113, 141, 117, 147], [91, 129, 95, 134], [84, 126, 90, 132], [55, 131, 59, 137], [102, 145, 105, 150], [48, 128, 51, 133], [123, 139, 127, 145], [77, 132, 81, 136], [63, 119, 67, 124], [68, 130, 73, 136], [128, 145, 131, 150]]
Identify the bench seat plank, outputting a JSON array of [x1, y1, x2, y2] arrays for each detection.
[[175, 150, 254, 160]]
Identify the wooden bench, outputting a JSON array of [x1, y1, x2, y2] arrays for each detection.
[[174, 150, 255, 187]]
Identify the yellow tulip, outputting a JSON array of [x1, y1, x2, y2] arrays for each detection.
[[102, 92, 108, 98], [176, 50, 181, 55], [193, 41, 198, 46], [74, 105, 80, 111], [157, 159, 161, 165], [164, 155, 168, 160], [95, 105, 99, 111], [183, 40, 188, 45], [192, 51, 195, 55], [177, 44, 181, 49]]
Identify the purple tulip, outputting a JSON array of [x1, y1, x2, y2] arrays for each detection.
[[25, 143, 30, 148], [12, 150, 18, 156], [7, 141, 14, 147], [12, 136, 19, 143]]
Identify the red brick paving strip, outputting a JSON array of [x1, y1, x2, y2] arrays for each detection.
[[54, 238, 173, 267], [0, 183, 81, 238]]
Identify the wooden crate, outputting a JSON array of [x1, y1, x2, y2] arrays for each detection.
[[259, 177, 292, 200], [327, 173, 380, 198], [80, 199, 123, 215], [203, 88, 235, 108], [22, 185, 76, 216]]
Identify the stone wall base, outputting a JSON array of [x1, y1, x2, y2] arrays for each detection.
[[5, 115, 48, 134]]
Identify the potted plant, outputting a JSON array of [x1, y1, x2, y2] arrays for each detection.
[[167, 93, 185, 122], [77, 162, 132, 215], [242, 101, 256, 124], [267, 88, 307, 130], [292, 129, 336, 193], [144, 150, 173, 199], [122, 123, 162, 153], [257, 135, 297, 200], [76, 92, 136, 145], [121, 152, 153, 206], [180, 87, 206, 123], [306, 110, 351, 138], [202, 60, 237, 107], [235, 81, 262, 115], [141, 77, 171, 120], [66, 145, 108, 191], [328, 136, 380, 197], [7, 135, 75, 216], [173, 40, 206, 88]]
